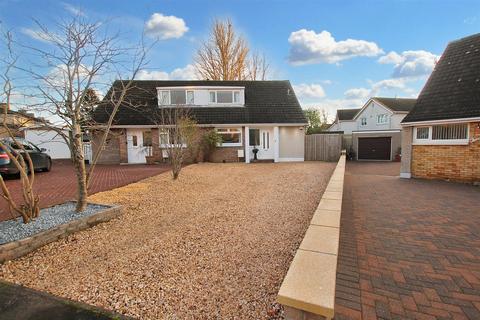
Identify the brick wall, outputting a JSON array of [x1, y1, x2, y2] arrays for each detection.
[[209, 147, 243, 162], [411, 122, 480, 183]]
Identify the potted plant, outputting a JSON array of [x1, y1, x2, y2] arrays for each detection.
[[252, 145, 259, 161], [394, 147, 402, 162]]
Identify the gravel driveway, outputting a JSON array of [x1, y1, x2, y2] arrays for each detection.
[[0, 162, 335, 319]]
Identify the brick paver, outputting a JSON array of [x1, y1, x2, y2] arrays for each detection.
[[335, 162, 480, 320], [0, 160, 170, 222]]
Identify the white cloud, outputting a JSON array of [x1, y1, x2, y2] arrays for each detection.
[[136, 64, 199, 80], [21, 28, 55, 43], [378, 50, 439, 78], [344, 88, 370, 100], [136, 70, 169, 80], [293, 83, 326, 100], [145, 13, 189, 40], [288, 29, 383, 65], [62, 2, 85, 16]]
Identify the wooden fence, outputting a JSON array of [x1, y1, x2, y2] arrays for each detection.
[[305, 133, 342, 161]]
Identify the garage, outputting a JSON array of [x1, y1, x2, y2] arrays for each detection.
[[358, 137, 391, 160]]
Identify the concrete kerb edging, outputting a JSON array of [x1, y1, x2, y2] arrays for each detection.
[[0, 201, 122, 264], [277, 151, 346, 320]]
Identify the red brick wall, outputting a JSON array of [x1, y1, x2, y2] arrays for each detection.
[[411, 122, 480, 182]]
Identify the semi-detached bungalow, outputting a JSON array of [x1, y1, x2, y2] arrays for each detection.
[[91, 80, 307, 164], [400, 33, 480, 183]]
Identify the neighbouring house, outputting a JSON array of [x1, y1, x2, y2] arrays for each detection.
[[0, 103, 45, 138], [91, 80, 307, 164], [329, 97, 416, 160], [22, 127, 73, 160], [400, 33, 480, 183]]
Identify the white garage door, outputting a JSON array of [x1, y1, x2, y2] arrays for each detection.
[[24, 129, 71, 159]]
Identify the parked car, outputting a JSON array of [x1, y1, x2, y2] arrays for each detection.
[[0, 138, 52, 175]]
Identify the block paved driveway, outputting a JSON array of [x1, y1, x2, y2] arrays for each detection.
[[335, 162, 480, 320], [0, 160, 170, 222]]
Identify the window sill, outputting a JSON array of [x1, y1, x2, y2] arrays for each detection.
[[219, 143, 242, 147], [413, 140, 469, 146]]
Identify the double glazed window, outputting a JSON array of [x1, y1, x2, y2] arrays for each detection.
[[376, 114, 388, 124], [159, 90, 194, 105], [216, 128, 242, 146], [414, 123, 469, 144], [209, 91, 240, 104]]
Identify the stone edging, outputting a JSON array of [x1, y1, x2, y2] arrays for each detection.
[[0, 202, 122, 264], [277, 152, 346, 320]]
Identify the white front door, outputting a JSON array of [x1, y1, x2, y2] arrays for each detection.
[[127, 129, 147, 164], [249, 128, 274, 160]]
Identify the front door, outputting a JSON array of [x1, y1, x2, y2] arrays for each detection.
[[127, 129, 147, 164], [249, 128, 274, 160]]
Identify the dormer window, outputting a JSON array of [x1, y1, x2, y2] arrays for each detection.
[[158, 90, 194, 105], [157, 87, 244, 107], [208, 90, 241, 105]]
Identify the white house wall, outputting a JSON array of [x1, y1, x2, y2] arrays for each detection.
[[25, 129, 71, 159], [354, 101, 393, 131], [279, 126, 305, 161]]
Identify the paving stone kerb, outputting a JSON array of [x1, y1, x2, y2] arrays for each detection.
[[278, 153, 346, 320], [0, 202, 122, 263]]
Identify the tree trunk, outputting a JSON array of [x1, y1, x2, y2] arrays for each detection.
[[71, 127, 88, 212]]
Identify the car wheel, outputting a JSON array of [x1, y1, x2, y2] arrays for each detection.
[[44, 159, 52, 172]]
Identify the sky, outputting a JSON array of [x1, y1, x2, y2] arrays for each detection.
[[1, 0, 480, 118]]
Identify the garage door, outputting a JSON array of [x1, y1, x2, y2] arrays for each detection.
[[358, 137, 391, 160]]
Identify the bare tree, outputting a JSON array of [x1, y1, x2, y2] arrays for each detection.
[[18, 16, 150, 212], [154, 107, 198, 179], [195, 18, 269, 81], [0, 31, 39, 223], [247, 51, 269, 80]]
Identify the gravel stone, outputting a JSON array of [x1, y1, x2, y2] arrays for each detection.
[[0, 162, 334, 319], [0, 203, 109, 244]]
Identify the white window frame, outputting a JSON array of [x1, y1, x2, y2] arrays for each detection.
[[186, 90, 194, 104], [413, 123, 470, 145], [208, 90, 241, 105], [159, 130, 187, 148], [158, 90, 193, 106], [216, 128, 242, 147], [376, 114, 388, 125], [361, 117, 367, 126], [159, 90, 170, 105]]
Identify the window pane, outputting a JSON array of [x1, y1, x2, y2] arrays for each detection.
[[159, 131, 169, 144], [220, 132, 240, 143], [209, 92, 216, 103], [217, 128, 241, 144], [132, 135, 138, 146], [217, 91, 233, 103], [143, 131, 152, 146], [234, 91, 240, 103], [159, 91, 169, 104], [170, 90, 186, 105], [416, 127, 429, 139], [432, 124, 468, 140], [249, 129, 260, 145], [187, 91, 194, 104]]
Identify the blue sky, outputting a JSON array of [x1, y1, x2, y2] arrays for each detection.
[[1, 0, 480, 117]]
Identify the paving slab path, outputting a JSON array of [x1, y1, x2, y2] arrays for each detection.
[[335, 162, 480, 320]]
